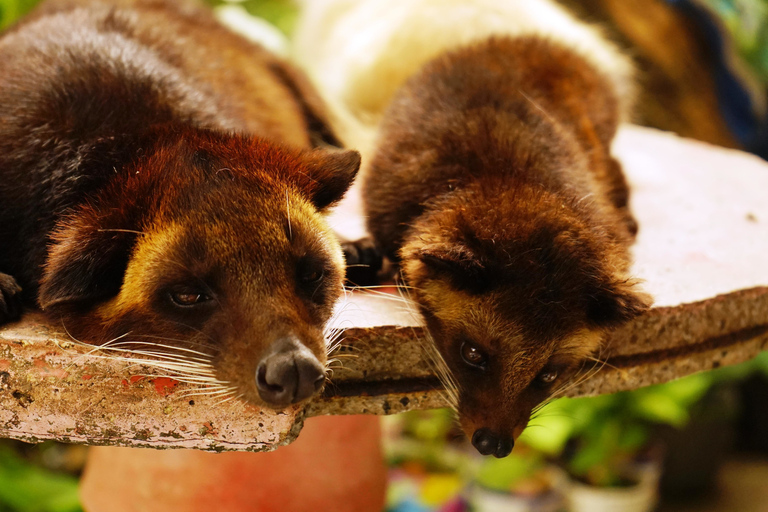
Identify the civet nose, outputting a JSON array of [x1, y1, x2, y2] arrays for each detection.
[[255, 337, 325, 407], [472, 428, 514, 458]]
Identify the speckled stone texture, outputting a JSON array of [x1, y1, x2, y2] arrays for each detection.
[[0, 126, 766, 451]]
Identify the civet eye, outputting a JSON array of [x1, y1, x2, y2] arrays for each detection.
[[298, 258, 325, 285], [169, 289, 211, 307], [460, 342, 488, 370], [301, 267, 324, 284], [536, 369, 558, 385]]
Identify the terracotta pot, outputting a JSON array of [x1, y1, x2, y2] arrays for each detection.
[[80, 415, 386, 512]]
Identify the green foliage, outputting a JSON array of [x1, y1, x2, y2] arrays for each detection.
[[521, 350, 768, 487], [384, 409, 468, 474], [0, 0, 298, 34], [702, 0, 768, 81], [205, 0, 297, 36], [0, 0, 37, 29], [401, 408, 457, 443], [522, 370, 716, 487], [0, 446, 82, 512], [747, 349, 768, 377], [474, 449, 545, 492]]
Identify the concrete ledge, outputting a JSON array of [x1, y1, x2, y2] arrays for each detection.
[[1, 126, 766, 451]]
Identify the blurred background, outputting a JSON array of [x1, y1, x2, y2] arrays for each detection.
[[0, 1, 767, 511]]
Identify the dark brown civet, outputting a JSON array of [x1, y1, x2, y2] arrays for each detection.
[[0, 0, 360, 409], [363, 36, 651, 457]]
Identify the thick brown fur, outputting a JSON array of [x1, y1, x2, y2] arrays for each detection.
[[0, 0, 360, 408], [363, 36, 651, 456]]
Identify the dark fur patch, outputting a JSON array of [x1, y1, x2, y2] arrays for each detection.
[[0, 273, 23, 323]]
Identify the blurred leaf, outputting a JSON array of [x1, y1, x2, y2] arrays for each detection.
[[702, 0, 768, 80], [520, 402, 575, 456], [632, 390, 691, 427], [750, 350, 768, 376], [0, 0, 38, 29], [474, 452, 542, 492], [654, 372, 712, 404], [0, 446, 82, 512], [569, 419, 621, 478], [616, 423, 648, 453], [403, 409, 455, 443], [206, 0, 297, 35]]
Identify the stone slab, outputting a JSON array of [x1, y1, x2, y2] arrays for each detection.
[[0, 126, 766, 451]]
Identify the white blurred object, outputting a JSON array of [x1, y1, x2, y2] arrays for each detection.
[[567, 460, 660, 512], [292, 0, 634, 126], [215, 4, 288, 56]]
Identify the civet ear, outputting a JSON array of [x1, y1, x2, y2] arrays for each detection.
[[303, 149, 361, 210], [418, 243, 491, 293], [39, 209, 138, 314], [586, 275, 652, 328]]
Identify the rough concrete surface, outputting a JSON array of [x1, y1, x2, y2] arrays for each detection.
[[0, 126, 766, 451]]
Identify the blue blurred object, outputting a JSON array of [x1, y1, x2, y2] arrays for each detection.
[[387, 498, 432, 512], [667, 0, 768, 158]]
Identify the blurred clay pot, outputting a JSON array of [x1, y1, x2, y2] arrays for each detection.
[[80, 415, 385, 512]]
